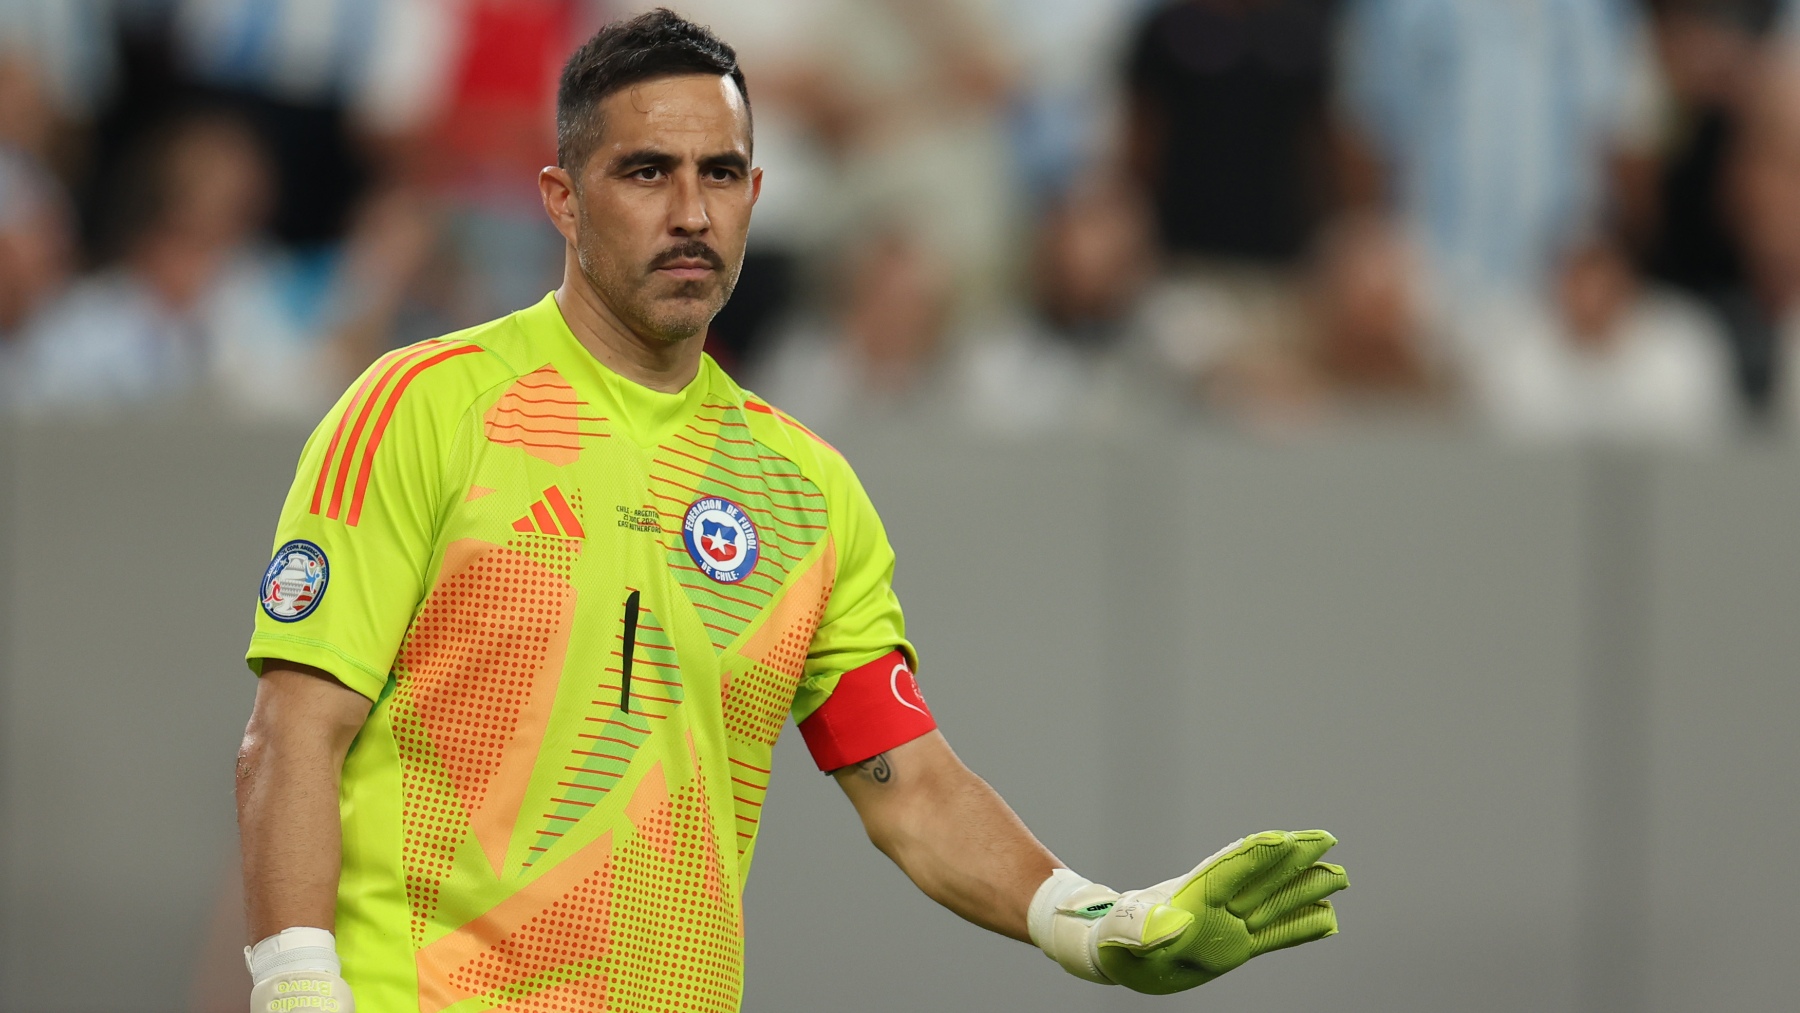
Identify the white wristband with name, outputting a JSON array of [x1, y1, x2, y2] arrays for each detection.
[[1026, 868, 1121, 986], [246, 926, 340, 979], [246, 927, 353, 1013]]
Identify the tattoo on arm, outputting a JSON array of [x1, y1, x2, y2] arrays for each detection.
[[854, 753, 893, 784]]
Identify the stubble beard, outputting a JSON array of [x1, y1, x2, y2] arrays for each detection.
[[575, 208, 740, 346]]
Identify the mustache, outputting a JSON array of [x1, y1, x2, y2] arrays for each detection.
[[649, 241, 725, 272]]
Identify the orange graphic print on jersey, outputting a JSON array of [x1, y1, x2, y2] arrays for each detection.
[[484, 365, 608, 465]]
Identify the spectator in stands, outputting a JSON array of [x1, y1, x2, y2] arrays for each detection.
[[169, 0, 461, 246], [1193, 212, 1449, 433], [1640, 0, 1786, 412], [1002, 0, 1149, 203], [1126, 0, 1337, 268], [1338, 0, 1666, 309], [1642, 0, 1777, 291], [0, 54, 74, 360], [1122, 0, 1340, 378], [0, 142, 72, 344], [9, 110, 430, 415], [957, 179, 1168, 434], [817, 0, 1020, 314], [1302, 212, 1446, 413], [1724, 40, 1800, 430], [1462, 230, 1737, 447], [0, 0, 116, 127], [750, 228, 955, 433], [415, 0, 589, 325]]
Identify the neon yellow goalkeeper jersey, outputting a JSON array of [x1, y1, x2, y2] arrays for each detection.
[[246, 294, 934, 1013]]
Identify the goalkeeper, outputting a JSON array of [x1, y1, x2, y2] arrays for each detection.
[[235, 10, 1344, 1013]]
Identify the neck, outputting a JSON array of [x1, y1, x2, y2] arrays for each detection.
[[554, 257, 705, 394]]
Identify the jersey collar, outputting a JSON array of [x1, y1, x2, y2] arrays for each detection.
[[522, 292, 723, 449]]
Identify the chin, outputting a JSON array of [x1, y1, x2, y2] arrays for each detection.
[[599, 276, 717, 343], [638, 302, 717, 344]]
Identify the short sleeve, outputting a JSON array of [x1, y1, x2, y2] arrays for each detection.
[[245, 346, 476, 700], [792, 462, 914, 714], [788, 455, 929, 769]]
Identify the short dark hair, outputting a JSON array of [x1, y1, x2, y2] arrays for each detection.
[[556, 8, 750, 171]]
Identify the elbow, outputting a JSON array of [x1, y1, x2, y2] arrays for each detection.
[[860, 813, 906, 864], [853, 782, 941, 868]]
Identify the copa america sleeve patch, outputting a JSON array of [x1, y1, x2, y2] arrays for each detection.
[[260, 540, 329, 622], [799, 651, 936, 771]]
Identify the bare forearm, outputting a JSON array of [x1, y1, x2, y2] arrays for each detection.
[[236, 664, 370, 942], [836, 732, 1060, 942], [237, 729, 347, 939]]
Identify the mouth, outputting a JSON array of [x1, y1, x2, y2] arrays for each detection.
[[650, 242, 725, 283], [655, 260, 717, 281]]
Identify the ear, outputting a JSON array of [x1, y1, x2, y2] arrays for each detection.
[[539, 165, 582, 246], [750, 166, 763, 207]]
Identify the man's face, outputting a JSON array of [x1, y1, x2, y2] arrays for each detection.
[[565, 74, 758, 344]]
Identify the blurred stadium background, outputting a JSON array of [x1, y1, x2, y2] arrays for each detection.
[[1, 1, 1797, 1010]]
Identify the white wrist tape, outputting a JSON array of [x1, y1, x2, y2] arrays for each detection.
[[1026, 868, 1119, 985], [245, 927, 340, 980]]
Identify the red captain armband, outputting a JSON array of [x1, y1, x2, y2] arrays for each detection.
[[798, 651, 936, 772]]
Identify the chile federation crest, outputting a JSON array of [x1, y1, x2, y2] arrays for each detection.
[[682, 497, 760, 584], [260, 540, 329, 622]]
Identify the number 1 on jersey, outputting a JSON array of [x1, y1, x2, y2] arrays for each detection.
[[619, 590, 640, 713]]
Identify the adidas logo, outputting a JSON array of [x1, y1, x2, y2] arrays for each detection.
[[512, 486, 586, 538]]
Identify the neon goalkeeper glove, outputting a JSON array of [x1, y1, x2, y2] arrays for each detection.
[[245, 926, 355, 1013], [1027, 829, 1346, 994]]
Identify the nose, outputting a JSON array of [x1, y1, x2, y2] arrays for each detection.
[[669, 170, 710, 236]]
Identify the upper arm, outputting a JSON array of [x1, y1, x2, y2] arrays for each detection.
[[243, 661, 374, 758], [830, 729, 959, 821]]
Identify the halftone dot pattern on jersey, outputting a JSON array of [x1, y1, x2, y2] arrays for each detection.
[[724, 556, 833, 748], [721, 543, 836, 857], [649, 399, 828, 653], [448, 860, 613, 1012], [390, 541, 575, 943], [421, 766, 738, 1013], [599, 771, 737, 1012], [483, 365, 610, 466]]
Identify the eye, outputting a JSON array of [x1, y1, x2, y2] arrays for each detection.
[[630, 166, 664, 181], [705, 166, 739, 183]]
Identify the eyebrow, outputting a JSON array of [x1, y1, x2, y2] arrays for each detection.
[[611, 149, 675, 172], [611, 148, 750, 174], [699, 152, 751, 174]]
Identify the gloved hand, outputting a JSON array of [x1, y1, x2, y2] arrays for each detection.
[[1028, 830, 1346, 994], [246, 927, 356, 1013]]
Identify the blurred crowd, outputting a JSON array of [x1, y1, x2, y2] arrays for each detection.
[[4, 0, 1800, 448]]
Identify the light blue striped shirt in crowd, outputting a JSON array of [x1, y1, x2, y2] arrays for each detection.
[[1340, 0, 1660, 301], [175, 0, 384, 102]]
